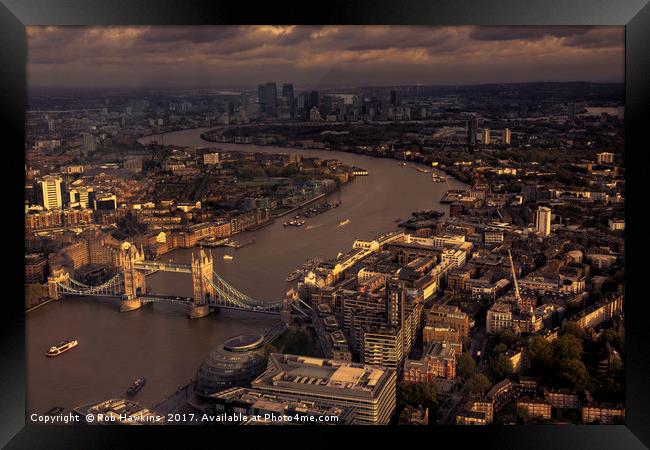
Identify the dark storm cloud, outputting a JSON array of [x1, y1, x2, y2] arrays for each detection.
[[26, 26, 624, 88], [469, 26, 623, 49], [135, 27, 242, 44], [469, 26, 594, 41], [562, 27, 625, 49], [308, 26, 458, 51]]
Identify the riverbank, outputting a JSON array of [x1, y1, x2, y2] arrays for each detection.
[[198, 129, 459, 183], [245, 219, 275, 231], [136, 127, 469, 302], [271, 193, 327, 218], [24, 127, 470, 416], [26, 297, 57, 314]]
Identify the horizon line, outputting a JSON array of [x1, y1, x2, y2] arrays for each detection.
[[27, 80, 625, 92]]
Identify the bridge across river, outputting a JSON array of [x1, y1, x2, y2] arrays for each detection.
[[47, 244, 310, 320]]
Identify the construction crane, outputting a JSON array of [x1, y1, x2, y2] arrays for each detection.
[[507, 249, 522, 305]]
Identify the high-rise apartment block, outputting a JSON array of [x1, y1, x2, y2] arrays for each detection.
[[39, 175, 63, 210], [536, 206, 552, 236]]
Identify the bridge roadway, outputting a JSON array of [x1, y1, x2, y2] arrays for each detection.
[[138, 293, 283, 315], [134, 261, 192, 273], [52, 265, 310, 316]]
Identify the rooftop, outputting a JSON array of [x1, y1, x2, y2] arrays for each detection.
[[252, 354, 393, 398]]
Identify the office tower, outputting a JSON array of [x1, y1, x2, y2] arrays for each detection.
[[257, 84, 265, 111], [467, 117, 478, 146], [266, 82, 278, 114], [521, 183, 538, 202], [281, 83, 294, 100], [568, 102, 576, 121], [386, 278, 405, 328], [596, 152, 615, 165], [281, 83, 294, 113], [94, 193, 117, 210], [261, 82, 277, 116], [82, 133, 96, 153], [536, 206, 552, 236], [482, 128, 490, 145], [390, 90, 397, 106], [252, 353, 397, 425], [124, 158, 143, 174], [320, 95, 334, 116], [203, 152, 220, 165], [309, 107, 323, 122], [308, 91, 320, 111], [297, 92, 307, 109], [484, 128, 510, 145], [295, 92, 308, 120], [39, 175, 63, 210], [258, 82, 277, 115], [69, 186, 94, 208]]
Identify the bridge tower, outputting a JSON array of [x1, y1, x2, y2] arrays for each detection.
[[281, 288, 299, 325], [120, 242, 146, 312], [47, 269, 69, 300], [190, 248, 214, 319]]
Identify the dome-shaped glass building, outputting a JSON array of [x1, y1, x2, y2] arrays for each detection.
[[193, 334, 268, 401]]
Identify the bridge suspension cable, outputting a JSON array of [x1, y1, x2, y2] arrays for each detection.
[[207, 271, 284, 309], [206, 271, 312, 316], [56, 273, 123, 297], [52, 266, 312, 317]]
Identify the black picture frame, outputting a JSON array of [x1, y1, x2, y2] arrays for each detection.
[[1, 0, 648, 448]]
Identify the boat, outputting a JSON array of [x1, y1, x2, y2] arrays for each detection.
[[46, 339, 78, 357], [431, 174, 446, 182], [197, 237, 229, 247], [286, 270, 303, 282], [223, 254, 234, 260], [339, 219, 350, 226], [126, 378, 146, 396]]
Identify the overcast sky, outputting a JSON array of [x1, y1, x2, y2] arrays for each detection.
[[27, 26, 624, 89]]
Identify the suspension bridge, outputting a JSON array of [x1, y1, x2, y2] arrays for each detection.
[[48, 244, 311, 320]]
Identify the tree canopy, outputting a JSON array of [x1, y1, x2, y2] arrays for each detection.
[[526, 336, 553, 373], [457, 352, 477, 378], [561, 321, 586, 340], [397, 382, 438, 411], [496, 329, 517, 347], [488, 354, 514, 382], [552, 334, 583, 361], [557, 359, 591, 391], [466, 374, 492, 394], [493, 343, 508, 355]]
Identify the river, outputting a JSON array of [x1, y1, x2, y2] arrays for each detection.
[[26, 127, 468, 417]]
